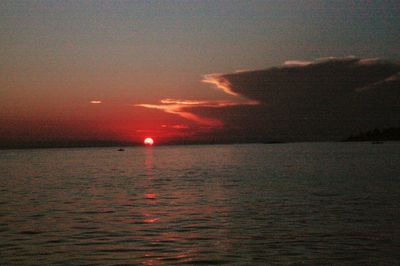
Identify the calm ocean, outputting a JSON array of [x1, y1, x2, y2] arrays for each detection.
[[1, 143, 399, 265]]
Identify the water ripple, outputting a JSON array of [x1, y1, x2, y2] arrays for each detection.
[[1, 143, 400, 264]]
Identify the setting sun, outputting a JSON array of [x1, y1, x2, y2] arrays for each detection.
[[144, 137, 154, 146]]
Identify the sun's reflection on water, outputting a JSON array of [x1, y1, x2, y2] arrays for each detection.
[[128, 146, 234, 264]]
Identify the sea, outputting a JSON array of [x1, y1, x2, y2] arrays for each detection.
[[1, 143, 399, 265]]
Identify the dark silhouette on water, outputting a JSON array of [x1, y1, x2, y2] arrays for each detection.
[[345, 126, 400, 142]]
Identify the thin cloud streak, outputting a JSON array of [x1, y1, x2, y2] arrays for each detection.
[[202, 73, 240, 96], [284, 60, 312, 66], [136, 102, 222, 126], [136, 98, 258, 126]]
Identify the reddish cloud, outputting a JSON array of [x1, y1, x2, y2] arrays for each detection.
[[136, 98, 258, 127], [283, 60, 313, 66], [202, 73, 240, 96]]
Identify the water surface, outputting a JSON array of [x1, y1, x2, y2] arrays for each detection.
[[1, 143, 400, 264]]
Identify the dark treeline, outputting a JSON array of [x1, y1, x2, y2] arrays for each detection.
[[345, 127, 400, 142]]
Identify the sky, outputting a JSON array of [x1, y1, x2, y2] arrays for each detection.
[[1, 0, 399, 147]]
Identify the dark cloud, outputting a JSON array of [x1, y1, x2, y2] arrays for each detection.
[[195, 57, 400, 141], [208, 57, 399, 104], [140, 57, 400, 142]]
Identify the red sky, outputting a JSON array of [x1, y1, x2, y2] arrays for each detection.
[[1, 1, 399, 147]]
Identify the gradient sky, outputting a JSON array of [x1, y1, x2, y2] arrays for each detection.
[[1, 0, 399, 145]]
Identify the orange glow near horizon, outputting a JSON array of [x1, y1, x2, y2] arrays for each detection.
[[144, 137, 154, 146]]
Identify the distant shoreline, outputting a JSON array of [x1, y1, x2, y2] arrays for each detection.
[[344, 127, 400, 142], [2, 127, 400, 150], [2, 139, 400, 150], [0, 140, 285, 150]]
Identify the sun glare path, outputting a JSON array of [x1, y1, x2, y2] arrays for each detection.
[[144, 137, 154, 146]]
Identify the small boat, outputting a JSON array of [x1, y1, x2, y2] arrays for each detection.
[[118, 148, 125, 151], [372, 141, 384, 144]]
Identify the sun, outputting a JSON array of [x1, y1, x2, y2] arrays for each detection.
[[144, 137, 154, 146]]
